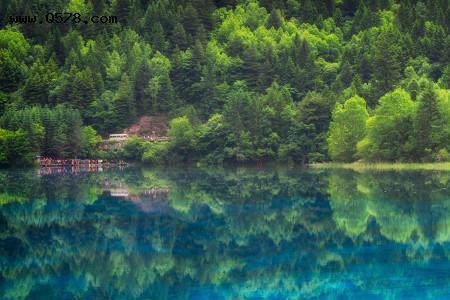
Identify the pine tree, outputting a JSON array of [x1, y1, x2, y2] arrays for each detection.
[[134, 62, 152, 114], [22, 58, 57, 106], [171, 23, 189, 50], [114, 0, 133, 25], [266, 9, 283, 28], [414, 83, 442, 160], [114, 73, 136, 128], [290, 35, 317, 98], [170, 48, 197, 103], [237, 46, 265, 91], [150, 22, 168, 52], [49, 29, 64, 65], [182, 4, 201, 37], [192, 39, 206, 70], [65, 109, 83, 157], [56, 66, 97, 112], [372, 24, 405, 99], [192, 0, 216, 30], [293, 36, 314, 67], [157, 74, 176, 111]]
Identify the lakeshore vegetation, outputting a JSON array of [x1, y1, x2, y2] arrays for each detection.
[[1, 0, 450, 166]]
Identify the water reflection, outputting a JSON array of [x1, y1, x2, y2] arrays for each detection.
[[0, 167, 450, 299]]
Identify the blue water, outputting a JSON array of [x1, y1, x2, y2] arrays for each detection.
[[1, 166, 450, 299]]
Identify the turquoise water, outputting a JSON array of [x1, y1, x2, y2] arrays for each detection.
[[1, 166, 450, 299]]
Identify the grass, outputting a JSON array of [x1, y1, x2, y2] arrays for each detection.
[[309, 162, 450, 171]]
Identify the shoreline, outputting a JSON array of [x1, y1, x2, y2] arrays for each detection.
[[37, 158, 128, 167], [309, 162, 450, 171]]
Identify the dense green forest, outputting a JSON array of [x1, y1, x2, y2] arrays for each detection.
[[1, 0, 450, 165]]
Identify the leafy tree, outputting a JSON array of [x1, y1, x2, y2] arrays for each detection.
[[80, 126, 101, 158], [327, 96, 369, 162], [0, 49, 24, 92], [0, 27, 30, 60], [197, 113, 228, 163], [142, 142, 169, 165], [0, 129, 35, 165], [168, 116, 197, 161], [122, 137, 148, 160], [357, 89, 416, 161], [146, 51, 177, 113]]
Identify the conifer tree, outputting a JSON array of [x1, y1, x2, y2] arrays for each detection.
[[171, 23, 189, 50], [266, 9, 283, 29], [372, 24, 405, 99], [114, 73, 136, 128], [150, 22, 168, 52], [22, 59, 57, 106], [182, 4, 201, 37], [114, 0, 133, 25], [134, 62, 152, 114], [413, 83, 442, 160], [65, 109, 83, 157]]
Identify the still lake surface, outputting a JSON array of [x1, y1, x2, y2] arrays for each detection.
[[1, 166, 450, 299]]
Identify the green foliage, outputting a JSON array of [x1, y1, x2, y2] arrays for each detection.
[[2, 0, 450, 164], [357, 89, 416, 161], [327, 96, 369, 162], [122, 136, 149, 161], [339, 85, 450, 163], [0, 49, 25, 93], [197, 113, 228, 163], [142, 142, 169, 165], [0, 106, 102, 162], [168, 116, 197, 161], [413, 82, 447, 161], [114, 73, 136, 128], [22, 58, 57, 106], [278, 122, 315, 164], [81, 126, 101, 158], [0, 129, 35, 165]]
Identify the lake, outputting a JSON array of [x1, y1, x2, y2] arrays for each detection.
[[1, 166, 450, 299]]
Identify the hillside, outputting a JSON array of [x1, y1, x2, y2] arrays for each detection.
[[0, 0, 449, 165], [122, 115, 169, 138]]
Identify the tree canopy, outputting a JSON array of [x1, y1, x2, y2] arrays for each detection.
[[1, 0, 450, 164]]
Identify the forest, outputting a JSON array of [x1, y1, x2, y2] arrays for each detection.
[[1, 0, 450, 165]]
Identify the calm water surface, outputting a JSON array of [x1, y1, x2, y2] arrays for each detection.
[[1, 166, 450, 299]]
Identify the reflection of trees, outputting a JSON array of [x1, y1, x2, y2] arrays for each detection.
[[1, 167, 450, 299], [328, 170, 450, 255]]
